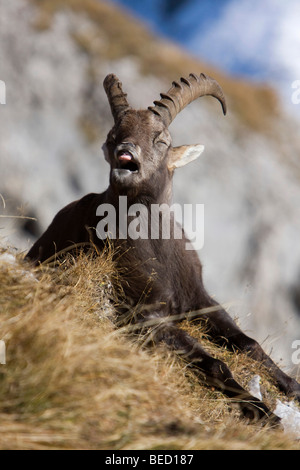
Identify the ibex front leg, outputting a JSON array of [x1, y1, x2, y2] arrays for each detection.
[[144, 316, 280, 424], [197, 298, 300, 402]]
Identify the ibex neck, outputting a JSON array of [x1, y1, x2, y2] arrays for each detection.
[[107, 175, 174, 207]]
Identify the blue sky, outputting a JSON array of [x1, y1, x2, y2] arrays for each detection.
[[110, 0, 300, 114], [111, 0, 228, 56]]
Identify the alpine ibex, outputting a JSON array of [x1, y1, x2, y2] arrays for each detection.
[[27, 73, 300, 423]]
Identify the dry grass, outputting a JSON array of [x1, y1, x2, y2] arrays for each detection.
[[0, 244, 299, 450], [29, 0, 279, 133]]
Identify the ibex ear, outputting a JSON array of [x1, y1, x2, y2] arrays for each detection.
[[168, 144, 205, 171]]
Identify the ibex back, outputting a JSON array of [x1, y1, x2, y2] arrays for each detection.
[[27, 73, 300, 423]]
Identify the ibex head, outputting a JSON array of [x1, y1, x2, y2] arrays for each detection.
[[102, 73, 226, 197]]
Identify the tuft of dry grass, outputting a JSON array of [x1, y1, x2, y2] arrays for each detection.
[[0, 244, 299, 449]]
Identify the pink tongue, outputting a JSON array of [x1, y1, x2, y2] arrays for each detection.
[[118, 153, 132, 162]]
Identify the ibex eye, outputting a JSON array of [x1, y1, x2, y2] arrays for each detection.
[[155, 137, 168, 147], [154, 131, 169, 148]]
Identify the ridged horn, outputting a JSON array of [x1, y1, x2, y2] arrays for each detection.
[[148, 73, 227, 126], [103, 74, 131, 123]]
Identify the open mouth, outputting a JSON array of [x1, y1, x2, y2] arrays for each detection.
[[117, 150, 139, 173]]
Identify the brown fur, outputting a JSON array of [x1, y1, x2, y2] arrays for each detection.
[[27, 73, 300, 423]]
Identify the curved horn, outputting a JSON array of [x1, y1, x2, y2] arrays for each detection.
[[103, 74, 131, 123], [148, 73, 227, 126]]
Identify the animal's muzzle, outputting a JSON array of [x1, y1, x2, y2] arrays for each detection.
[[114, 143, 140, 172]]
